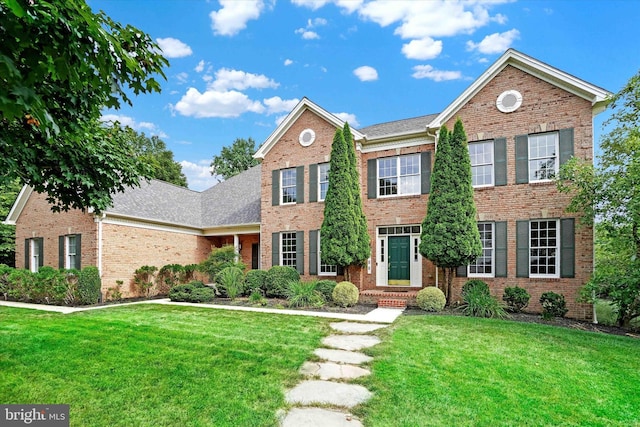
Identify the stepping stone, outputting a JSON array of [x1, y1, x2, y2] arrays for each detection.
[[314, 348, 373, 365], [281, 407, 363, 427], [300, 361, 370, 380], [330, 321, 387, 334], [323, 334, 381, 351], [285, 380, 372, 407]]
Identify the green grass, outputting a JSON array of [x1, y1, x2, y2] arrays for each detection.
[[357, 316, 640, 427], [0, 305, 327, 426]]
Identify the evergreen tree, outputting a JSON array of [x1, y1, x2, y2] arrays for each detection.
[[344, 123, 371, 264], [420, 119, 482, 304]]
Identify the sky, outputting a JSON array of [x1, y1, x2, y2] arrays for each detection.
[[88, 0, 640, 191]]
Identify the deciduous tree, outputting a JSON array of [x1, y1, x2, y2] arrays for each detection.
[[0, 179, 22, 266], [210, 137, 260, 181]]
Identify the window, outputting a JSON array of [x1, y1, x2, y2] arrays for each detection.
[[469, 223, 494, 276], [529, 133, 558, 182], [318, 163, 330, 201], [530, 220, 558, 277], [318, 232, 337, 276], [31, 239, 40, 272], [281, 168, 297, 204], [66, 235, 78, 269], [469, 141, 494, 187], [280, 232, 297, 269], [378, 154, 420, 197]]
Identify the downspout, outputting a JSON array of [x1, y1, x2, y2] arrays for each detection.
[[591, 109, 598, 325], [98, 214, 105, 276]]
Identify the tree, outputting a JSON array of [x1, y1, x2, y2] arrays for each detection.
[[343, 123, 371, 265], [210, 137, 260, 181], [0, 0, 168, 213], [0, 179, 22, 266], [557, 69, 640, 327], [420, 119, 482, 305]]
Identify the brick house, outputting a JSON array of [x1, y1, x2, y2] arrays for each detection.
[[5, 50, 609, 318]]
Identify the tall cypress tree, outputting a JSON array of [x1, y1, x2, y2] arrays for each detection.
[[419, 118, 482, 304], [344, 123, 371, 265]]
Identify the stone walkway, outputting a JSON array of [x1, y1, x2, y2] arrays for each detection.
[[280, 321, 392, 427]]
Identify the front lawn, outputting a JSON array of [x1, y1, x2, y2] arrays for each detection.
[[0, 305, 327, 426], [358, 315, 640, 426]]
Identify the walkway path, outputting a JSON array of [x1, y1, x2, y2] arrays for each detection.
[[280, 320, 397, 427]]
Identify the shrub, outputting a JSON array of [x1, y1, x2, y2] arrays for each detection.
[[332, 281, 359, 307], [77, 266, 102, 305], [540, 291, 569, 319], [503, 286, 530, 313], [34, 266, 68, 304], [416, 287, 446, 312], [7, 269, 36, 301], [286, 280, 324, 308], [249, 289, 267, 306], [199, 245, 246, 282], [215, 266, 245, 300], [316, 280, 337, 302], [182, 264, 199, 283], [461, 285, 508, 318], [265, 266, 299, 298], [133, 265, 157, 297], [106, 280, 123, 302], [157, 264, 185, 294], [245, 269, 268, 295], [461, 279, 490, 299], [0, 264, 13, 298], [169, 281, 214, 303]]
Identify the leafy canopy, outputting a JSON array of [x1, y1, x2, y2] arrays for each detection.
[[210, 137, 260, 182], [0, 0, 168, 213]]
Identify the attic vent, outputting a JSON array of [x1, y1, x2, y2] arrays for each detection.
[[496, 90, 523, 113], [299, 128, 316, 146]]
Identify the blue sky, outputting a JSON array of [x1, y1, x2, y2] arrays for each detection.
[[88, 0, 639, 190]]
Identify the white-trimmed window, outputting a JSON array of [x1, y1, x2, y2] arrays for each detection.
[[66, 235, 77, 269], [318, 232, 337, 276], [318, 163, 330, 201], [281, 168, 297, 204], [469, 141, 494, 187], [30, 238, 41, 273], [530, 220, 559, 277], [469, 223, 494, 277], [280, 232, 297, 269], [529, 133, 558, 182], [378, 154, 420, 197]]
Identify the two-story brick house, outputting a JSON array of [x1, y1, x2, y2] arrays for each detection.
[[5, 50, 609, 318]]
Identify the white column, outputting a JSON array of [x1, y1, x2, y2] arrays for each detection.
[[234, 234, 240, 262]]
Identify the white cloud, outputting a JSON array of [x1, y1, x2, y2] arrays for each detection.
[[179, 160, 220, 191], [194, 60, 205, 73], [411, 65, 462, 82], [353, 65, 378, 82], [100, 114, 168, 138], [309, 17, 328, 27], [210, 0, 265, 36], [333, 112, 359, 127], [209, 68, 279, 91], [401, 37, 442, 60], [275, 114, 289, 126], [176, 72, 189, 84], [492, 13, 508, 24], [263, 96, 300, 115], [295, 28, 320, 39], [466, 29, 520, 54], [156, 37, 193, 58], [335, 0, 363, 14], [284, 59, 294, 66], [291, 0, 330, 11], [173, 88, 265, 118]]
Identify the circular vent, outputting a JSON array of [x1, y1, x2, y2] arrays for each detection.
[[496, 90, 523, 113], [299, 128, 316, 146]]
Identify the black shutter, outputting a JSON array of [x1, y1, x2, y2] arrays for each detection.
[[337, 265, 344, 276], [296, 231, 304, 275], [37, 238, 44, 267], [559, 128, 574, 166], [75, 234, 82, 270], [421, 151, 432, 194], [296, 166, 304, 204], [367, 159, 377, 199], [59, 236, 65, 269], [516, 221, 529, 277], [272, 170, 280, 206], [25, 239, 30, 269], [309, 230, 318, 275], [494, 221, 507, 277], [309, 164, 318, 203], [515, 135, 529, 184], [494, 138, 507, 186], [560, 218, 575, 278], [272, 233, 279, 267], [456, 265, 467, 277]]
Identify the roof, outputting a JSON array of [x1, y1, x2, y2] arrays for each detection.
[[358, 113, 439, 139]]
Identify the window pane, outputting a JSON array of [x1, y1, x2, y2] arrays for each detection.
[[281, 232, 297, 269], [530, 220, 558, 277], [399, 175, 420, 195], [469, 222, 493, 276], [281, 168, 297, 203], [319, 163, 329, 201], [469, 142, 493, 186], [529, 133, 558, 181]]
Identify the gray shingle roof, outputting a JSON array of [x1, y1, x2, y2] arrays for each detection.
[[358, 113, 439, 139], [107, 164, 261, 229]]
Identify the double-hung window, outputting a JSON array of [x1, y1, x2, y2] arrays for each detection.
[[530, 220, 559, 277], [469, 222, 494, 276], [30, 239, 41, 272], [528, 133, 558, 182], [281, 168, 297, 204], [318, 232, 337, 276], [280, 232, 298, 270], [318, 163, 330, 201], [378, 154, 420, 197], [469, 141, 494, 187]]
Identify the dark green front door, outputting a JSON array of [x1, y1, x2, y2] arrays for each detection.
[[388, 236, 410, 285]]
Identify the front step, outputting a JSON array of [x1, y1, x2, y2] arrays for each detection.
[[377, 298, 407, 309]]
